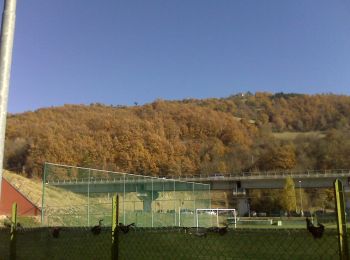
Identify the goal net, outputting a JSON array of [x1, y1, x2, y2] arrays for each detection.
[[196, 208, 237, 228]]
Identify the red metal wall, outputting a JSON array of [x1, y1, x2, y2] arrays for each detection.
[[0, 178, 41, 216]]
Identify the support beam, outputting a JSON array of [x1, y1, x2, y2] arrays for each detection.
[[237, 197, 249, 216], [137, 191, 159, 212]]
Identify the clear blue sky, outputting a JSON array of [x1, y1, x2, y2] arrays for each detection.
[[4, 0, 350, 113]]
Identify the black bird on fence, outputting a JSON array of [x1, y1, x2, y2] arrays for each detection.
[[3, 216, 23, 230], [194, 228, 207, 237], [16, 222, 24, 232], [4, 221, 11, 228], [91, 219, 103, 235], [219, 226, 228, 235], [118, 223, 135, 234], [207, 225, 228, 235], [3, 216, 11, 228], [185, 227, 207, 237], [52, 227, 62, 238], [306, 217, 325, 239]]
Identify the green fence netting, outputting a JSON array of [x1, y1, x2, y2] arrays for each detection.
[[0, 226, 341, 260], [42, 163, 211, 227]]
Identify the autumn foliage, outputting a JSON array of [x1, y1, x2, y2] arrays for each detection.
[[4, 93, 350, 178]]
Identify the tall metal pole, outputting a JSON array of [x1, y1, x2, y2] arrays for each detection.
[[334, 179, 349, 260], [111, 195, 119, 260], [41, 163, 47, 225], [87, 169, 90, 226], [0, 0, 17, 199]]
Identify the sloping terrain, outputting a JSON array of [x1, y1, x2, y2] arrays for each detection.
[[3, 171, 87, 208]]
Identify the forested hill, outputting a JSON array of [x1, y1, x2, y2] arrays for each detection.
[[180, 92, 350, 131], [4, 93, 350, 178]]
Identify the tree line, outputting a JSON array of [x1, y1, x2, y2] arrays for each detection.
[[4, 93, 350, 179]]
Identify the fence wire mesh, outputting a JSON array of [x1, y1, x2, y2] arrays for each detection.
[[42, 163, 211, 227], [0, 225, 342, 260]]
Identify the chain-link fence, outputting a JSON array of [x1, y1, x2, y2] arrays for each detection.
[[2, 170, 349, 259], [42, 163, 211, 227], [0, 225, 343, 260]]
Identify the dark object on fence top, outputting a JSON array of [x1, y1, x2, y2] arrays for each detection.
[[16, 222, 24, 232], [118, 223, 135, 234], [3, 217, 11, 228], [306, 217, 325, 239], [52, 227, 61, 238], [184, 227, 207, 237], [91, 219, 103, 235], [207, 225, 228, 235]]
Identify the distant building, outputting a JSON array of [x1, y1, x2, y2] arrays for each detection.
[[0, 178, 41, 216]]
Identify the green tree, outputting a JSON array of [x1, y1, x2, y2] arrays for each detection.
[[281, 177, 297, 215]]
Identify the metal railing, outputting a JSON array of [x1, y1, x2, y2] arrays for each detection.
[[48, 169, 350, 185]]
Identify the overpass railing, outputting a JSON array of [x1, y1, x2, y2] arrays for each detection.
[[175, 169, 350, 181]]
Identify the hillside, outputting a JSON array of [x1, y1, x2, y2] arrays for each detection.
[[4, 93, 350, 178], [3, 170, 88, 208], [184, 92, 350, 131]]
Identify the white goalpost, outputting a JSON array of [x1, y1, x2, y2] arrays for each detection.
[[196, 208, 237, 228]]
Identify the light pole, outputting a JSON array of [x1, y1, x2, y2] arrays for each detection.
[[0, 0, 17, 199], [299, 180, 303, 216]]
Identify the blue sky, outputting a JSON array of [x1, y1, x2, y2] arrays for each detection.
[[4, 0, 350, 113]]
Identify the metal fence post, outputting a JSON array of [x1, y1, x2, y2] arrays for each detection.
[[41, 163, 47, 225], [10, 202, 17, 260], [87, 169, 90, 226], [111, 195, 119, 260], [334, 179, 349, 260]]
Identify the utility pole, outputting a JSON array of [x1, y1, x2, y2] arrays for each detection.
[[0, 0, 17, 199]]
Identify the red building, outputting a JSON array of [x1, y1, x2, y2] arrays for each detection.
[[0, 178, 41, 216]]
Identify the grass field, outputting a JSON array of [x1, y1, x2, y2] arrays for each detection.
[[0, 227, 340, 260]]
